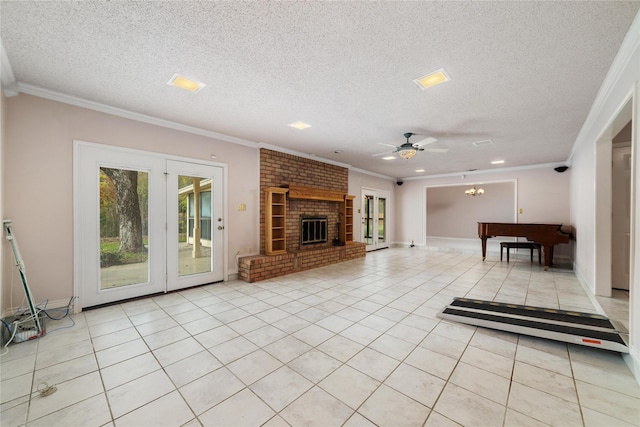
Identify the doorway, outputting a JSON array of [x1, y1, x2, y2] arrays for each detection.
[[612, 140, 631, 290], [362, 189, 389, 251], [74, 142, 225, 308]]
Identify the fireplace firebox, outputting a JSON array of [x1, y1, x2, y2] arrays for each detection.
[[300, 216, 328, 246]]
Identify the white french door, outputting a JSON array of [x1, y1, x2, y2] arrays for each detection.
[[361, 189, 389, 251], [75, 142, 225, 308], [166, 160, 224, 291]]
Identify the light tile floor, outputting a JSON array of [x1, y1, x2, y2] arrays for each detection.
[[1, 248, 639, 427]]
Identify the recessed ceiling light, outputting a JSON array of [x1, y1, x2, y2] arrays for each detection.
[[415, 169, 425, 173], [288, 121, 311, 130], [473, 139, 494, 147], [382, 156, 396, 160], [491, 160, 505, 164], [413, 68, 451, 90], [167, 73, 206, 93]]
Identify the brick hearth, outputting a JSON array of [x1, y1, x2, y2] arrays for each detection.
[[238, 243, 366, 283]]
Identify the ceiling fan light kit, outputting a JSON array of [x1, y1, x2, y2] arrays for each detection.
[[373, 132, 449, 159], [399, 148, 417, 159]]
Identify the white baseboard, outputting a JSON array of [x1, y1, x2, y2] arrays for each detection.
[[623, 351, 640, 385]]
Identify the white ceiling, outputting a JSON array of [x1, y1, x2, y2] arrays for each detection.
[[1, 1, 639, 179]]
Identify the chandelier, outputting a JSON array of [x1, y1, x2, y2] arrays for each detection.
[[398, 148, 417, 159], [465, 186, 484, 196]]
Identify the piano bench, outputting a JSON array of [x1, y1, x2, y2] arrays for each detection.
[[500, 242, 542, 264]]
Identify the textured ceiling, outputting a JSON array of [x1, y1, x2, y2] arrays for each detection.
[[1, 1, 639, 179]]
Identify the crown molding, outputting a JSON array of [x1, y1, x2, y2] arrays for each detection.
[[0, 38, 18, 97], [348, 166, 395, 181], [400, 161, 568, 181], [17, 82, 259, 148]]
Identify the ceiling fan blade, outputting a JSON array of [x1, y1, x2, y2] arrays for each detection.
[[413, 136, 437, 147], [372, 150, 394, 157], [377, 142, 399, 148], [423, 148, 449, 153]]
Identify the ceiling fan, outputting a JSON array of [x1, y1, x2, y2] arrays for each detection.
[[372, 132, 449, 159]]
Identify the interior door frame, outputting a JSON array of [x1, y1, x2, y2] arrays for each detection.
[[612, 144, 632, 290], [73, 140, 228, 312]]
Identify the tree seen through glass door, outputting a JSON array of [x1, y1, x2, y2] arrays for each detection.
[[99, 167, 149, 289]]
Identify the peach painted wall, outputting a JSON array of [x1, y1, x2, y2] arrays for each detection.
[[427, 181, 515, 239], [2, 93, 259, 310]]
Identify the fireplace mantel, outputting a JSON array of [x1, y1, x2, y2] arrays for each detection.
[[283, 185, 346, 202]]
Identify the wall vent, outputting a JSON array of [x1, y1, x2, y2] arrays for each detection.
[[472, 139, 494, 147]]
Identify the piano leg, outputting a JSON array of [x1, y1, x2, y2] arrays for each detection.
[[543, 244, 552, 270], [481, 237, 487, 261]]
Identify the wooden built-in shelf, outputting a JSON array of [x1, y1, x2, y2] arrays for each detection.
[[343, 195, 355, 244], [265, 187, 289, 255]]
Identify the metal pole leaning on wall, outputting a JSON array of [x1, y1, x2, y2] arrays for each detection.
[[3, 220, 43, 335]]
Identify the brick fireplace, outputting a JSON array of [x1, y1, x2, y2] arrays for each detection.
[[238, 149, 366, 282]]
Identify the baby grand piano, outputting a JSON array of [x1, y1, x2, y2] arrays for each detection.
[[478, 222, 571, 270]]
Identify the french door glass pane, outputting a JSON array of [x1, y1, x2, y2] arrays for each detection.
[[364, 195, 374, 245], [99, 168, 149, 289], [178, 176, 212, 276], [378, 197, 386, 243]]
